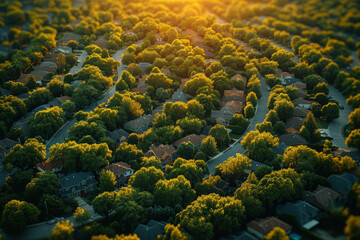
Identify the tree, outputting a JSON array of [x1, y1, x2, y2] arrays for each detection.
[[321, 103, 339, 122], [61, 101, 76, 120], [271, 49, 295, 72], [314, 92, 329, 105], [68, 120, 106, 142], [246, 92, 258, 106], [129, 167, 165, 193], [303, 74, 321, 90], [166, 158, 208, 186], [209, 124, 231, 148], [74, 207, 91, 225], [176, 117, 204, 135], [67, 40, 78, 51], [159, 224, 188, 240], [145, 70, 173, 90], [256, 121, 273, 134], [25, 74, 37, 90], [26, 87, 53, 110], [345, 215, 360, 240], [184, 74, 214, 96], [48, 78, 68, 97], [4, 138, 46, 169], [50, 220, 74, 240], [199, 136, 218, 159], [349, 108, 360, 128], [99, 170, 116, 192], [177, 194, 245, 239], [154, 175, 196, 207], [215, 154, 251, 185], [264, 227, 290, 240], [209, 70, 231, 96], [176, 142, 196, 160], [115, 142, 143, 170], [30, 106, 65, 139], [116, 71, 136, 90], [24, 171, 59, 203], [92, 191, 117, 217], [127, 63, 142, 77], [39, 194, 65, 217], [244, 103, 255, 118], [228, 114, 249, 134], [300, 111, 321, 143], [1, 200, 40, 234], [346, 129, 360, 151], [274, 99, 294, 122], [265, 110, 280, 125]]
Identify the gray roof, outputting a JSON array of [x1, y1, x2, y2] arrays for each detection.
[[134, 220, 166, 240], [124, 114, 154, 133], [0, 138, 19, 157], [250, 160, 271, 171], [0, 88, 11, 96], [279, 133, 308, 146], [30, 70, 51, 77], [39, 61, 57, 67], [276, 201, 320, 226], [26, 104, 51, 117], [211, 108, 235, 121], [328, 173, 359, 197], [59, 171, 96, 189], [106, 129, 130, 141], [171, 89, 192, 102]]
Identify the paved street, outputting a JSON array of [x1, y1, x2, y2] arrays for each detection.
[[46, 41, 142, 155], [207, 75, 270, 174]]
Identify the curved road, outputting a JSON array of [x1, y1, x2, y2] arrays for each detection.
[[46, 41, 143, 155], [207, 75, 269, 174]]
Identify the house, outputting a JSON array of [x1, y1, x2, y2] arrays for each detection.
[[152, 105, 164, 116], [123, 114, 154, 133], [292, 98, 314, 109], [71, 80, 83, 89], [34, 65, 57, 73], [144, 144, 176, 168], [173, 134, 206, 149], [26, 104, 51, 117], [328, 173, 359, 198], [30, 70, 51, 78], [93, 36, 108, 49], [98, 162, 134, 186], [302, 185, 343, 209], [51, 46, 72, 54], [0, 138, 19, 157], [180, 78, 190, 86], [13, 118, 30, 138], [58, 172, 98, 199], [221, 95, 246, 104], [171, 89, 192, 102], [0, 26, 10, 42], [224, 88, 245, 98], [285, 117, 305, 131], [106, 129, 130, 146], [39, 61, 57, 68], [231, 74, 247, 89], [247, 217, 292, 239], [222, 101, 244, 114], [133, 220, 166, 240], [278, 133, 308, 146], [17, 92, 29, 100], [280, 76, 301, 86], [293, 107, 309, 118], [224, 231, 258, 240], [17, 74, 43, 85], [333, 149, 360, 162], [202, 125, 213, 136], [37, 160, 64, 173], [276, 72, 295, 80], [292, 82, 307, 90], [250, 160, 272, 172], [276, 201, 320, 229], [211, 108, 235, 125], [131, 87, 147, 94], [161, 68, 171, 75], [49, 96, 72, 107]]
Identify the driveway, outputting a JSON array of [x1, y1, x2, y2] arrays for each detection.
[[207, 75, 270, 174]]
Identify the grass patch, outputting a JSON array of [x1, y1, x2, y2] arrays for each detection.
[[317, 120, 329, 129]]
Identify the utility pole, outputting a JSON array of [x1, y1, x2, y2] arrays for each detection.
[[44, 201, 49, 216]]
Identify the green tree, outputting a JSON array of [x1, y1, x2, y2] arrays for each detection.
[[244, 103, 255, 118], [26, 87, 53, 110], [61, 101, 76, 120], [30, 106, 65, 139], [154, 175, 196, 207], [99, 169, 116, 192], [184, 73, 214, 96], [115, 142, 143, 170], [50, 220, 74, 240], [274, 99, 294, 121], [349, 108, 360, 128], [129, 167, 165, 193], [24, 171, 59, 203], [246, 92, 258, 106], [92, 191, 117, 217], [321, 103, 339, 122], [25, 74, 37, 90], [145, 70, 173, 90], [1, 200, 40, 234], [199, 136, 218, 159], [264, 227, 290, 240], [228, 114, 249, 134], [209, 124, 231, 148], [74, 207, 91, 225], [39, 194, 65, 217], [346, 129, 360, 151], [166, 158, 208, 186], [176, 142, 196, 160], [215, 154, 251, 185], [345, 215, 360, 240]]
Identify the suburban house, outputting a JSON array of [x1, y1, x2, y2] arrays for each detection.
[[285, 117, 305, 131], [13, 118, 30, 138], [276, 201, 320, 229], [280, 76, 301, 86], [133, 220, 166, 240], [302, 185, 343, 209], [98, 162, 134, 186], [26, 104, 51, 117], [17, 74, 43, 85], [211, 108, 235, 125], [161, 68, 171, 75], [224, 88, 245, 97], [106, 129, 130, 146], [171, 88, 192, 102], [0, 138, 19, 157], [247, 217, 292, 239], [222, 101, 244, 114], [71, 80, 83, 89], [93, 36, 108, 49], [221, 95, 246, 104], [276, 72, 295, 80], [292, 98, 314, 109], [37, 160, 64, 173], [328, 173, 359, 198], [231, 74, 247, 89], [293, 107, 309, 118], [278, 133, 308, 146], [49, 96, 72, 107], [226, 231, 258, 240], [43, 53, 60, 64], [123, 114, 154, 133], [173, 134, 207, 149], [333, 149, 360, 162], [131, 87, 147, 94], [58, 172, 98, 199], [144, 144, 176, 168]]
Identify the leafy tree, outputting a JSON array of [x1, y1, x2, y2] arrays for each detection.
[[264, 227, 290, 240], [50, 220, 74, 240], [176, 142, 196, 160], [24, 171, 59, 203], [184, 74, 214, 96], [177, 194, 245, 239], [265, 74, 282, 88], [145, 69, 173, 90], [244, 103, 255, 118], [345, 215, 360, 240], [209, 124, 231, 148], [159, 224, 188, 240], [1, 200, 40, 234], [346, 129, 360, 151], [321, 103, 339, 122], [271, 49, 295, 72], [25, 74, 38, 90], [199, 136, 218, 159], [349, 108, 360, 128], [166, 158, 208, 186], [127, 63, 142, 77], [99, 170, 116, 192], [246, 92, 257, 106], [228, 114, 249, 134], [265, 110, 280, 125], [68, 120, 106, 142], [74, 207, 91, 225], [176, 117, 204, 135], [115, 142, 143, 170], [30, 106, 65, 139], [48, 78, 68, 97], [256, 121, 273, 134], [300, 111, 321, 143], [92, 191, 117, 217], [129, 167, 165, 193], [61, 101, 76, 120], [209, 70, 231, 96], [154, 175, 196, 207], [215, 154, 251, 185], [39, 194, 65, 217], [140, 156, 162, 169], [274, 99, 294, 122], [4, 138, 46, 169], [116, 71, 136, 91], [26, 87, 53, 110]]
